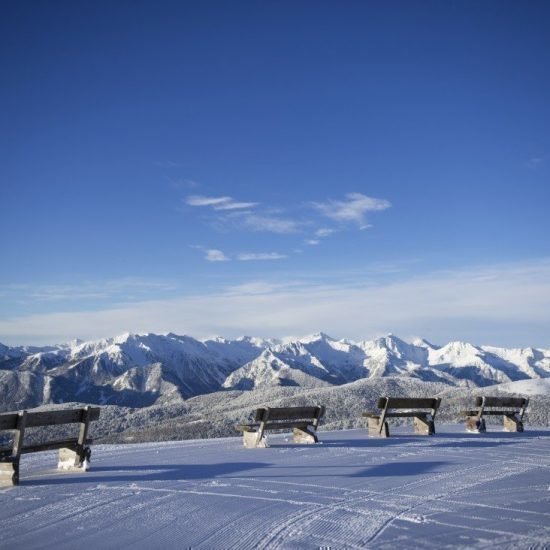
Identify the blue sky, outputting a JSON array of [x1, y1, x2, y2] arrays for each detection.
[[1, 1, 549, 347]]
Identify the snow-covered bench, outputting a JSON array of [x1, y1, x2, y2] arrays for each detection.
[[363, 397, 442, 437], [462, 396, 528, 433], [0, 405, 100, 487], [235, 405, 325, 448]]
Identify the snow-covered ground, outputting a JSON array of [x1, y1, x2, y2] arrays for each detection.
[[1, 426, 549, 549], [486, 378, 550, 396]]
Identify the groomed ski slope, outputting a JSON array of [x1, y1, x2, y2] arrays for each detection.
[[1, 426, 549, 549]]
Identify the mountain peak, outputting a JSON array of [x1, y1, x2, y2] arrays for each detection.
[[113, 332, 135, 345], [299, 332, 334, 344], [374, 333, 409, 349], [2, 331, 550, 412], [442, 341, 481, 354], [412, 338, 439, 349]]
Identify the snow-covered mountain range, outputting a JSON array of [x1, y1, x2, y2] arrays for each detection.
[[1, 332, 549, 412]]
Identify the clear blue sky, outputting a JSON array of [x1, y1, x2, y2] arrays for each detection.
[[1, 1, 549, 347]]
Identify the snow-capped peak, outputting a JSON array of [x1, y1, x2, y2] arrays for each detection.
[[412, 338, 439, 349], [299, 332, 335, 344]]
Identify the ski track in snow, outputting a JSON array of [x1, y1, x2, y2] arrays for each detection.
[[1, 426, 549, 549]]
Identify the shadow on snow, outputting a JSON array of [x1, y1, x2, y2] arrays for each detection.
[[25, 461, 273, 486]]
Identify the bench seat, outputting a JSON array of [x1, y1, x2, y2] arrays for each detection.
[[22, 437, 94, 454], [363, 411, 433, 419], [0, 406, 100, 487], [363, 397, 441, 437], [1, 437, 93, 458], [462, 410, 521, 417], [235, 406, 325, 448], [462, 396, 528, 433], [236, 422, 312, 432]]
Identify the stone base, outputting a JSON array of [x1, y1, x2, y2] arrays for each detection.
[[504, 415, 524, 432], [367, 417, 389, 437], [57, 447, 89, 471], [465, 416, 486, 433], [414, 416, 435, 435], [242, 431, 268, 448], [292, 427, 318, 444], [0, 460, 19, 487]]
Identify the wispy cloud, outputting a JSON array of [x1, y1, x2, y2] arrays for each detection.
[[205, 249, 229, 262], [302, 228, 334, 247], [315, 228, 335, 238], [237, 252, 287, 261], [0, 279, 177, 304], [312, 193, 391, 228], [186, 195, 258, 211], [244, 214, 300, 234], [2, 259, 549, 347], [527, 155, 547, 169]]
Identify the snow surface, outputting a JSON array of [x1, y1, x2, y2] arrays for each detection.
[[1, 426, 549, 549]]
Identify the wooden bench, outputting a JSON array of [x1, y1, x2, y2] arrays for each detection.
[[462, 396, 528, 433], [235, 406, 325, 448], [0, 406, 100, 487], [363, 397, 442, 437]]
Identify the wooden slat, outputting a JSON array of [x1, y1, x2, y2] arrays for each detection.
[[235, 424, 260, 432], [478, 410, 523, 416], [25, 409, 82, 427], [475, 396, 527, 408], [376, 398, 388, 409], [0, 413, 19, 430], [254, 408, 268, 422], [263, 407, 321, 421], [384, 412, 430, 418], [262, 422, 310, 430], [24, 407, 100, 428], [0, 447, 14, 459], [385, 398, 439, 409], [21, 438, 92, 454]]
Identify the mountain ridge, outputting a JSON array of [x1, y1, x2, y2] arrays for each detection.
[[1, 331, 549, 412]]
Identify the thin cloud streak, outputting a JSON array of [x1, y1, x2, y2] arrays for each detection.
[[0, 279, 177, 303], [205, 249, 229, 262], [313, 192, 391, 227], [1, 260, 549, 348], [315, 228, 335, 238], [244, 214, 300, 233], [237, 252, 287, 261], [186, 195, 258, 210]]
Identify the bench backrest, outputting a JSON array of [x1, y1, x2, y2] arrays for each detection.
[[474, 396, 528, 409], [377, 397, 441, 411], [376, 397, 441, 429], [255, 406, 325, 425], [0, 407, 101, 431], [0, 406, 101, 460]]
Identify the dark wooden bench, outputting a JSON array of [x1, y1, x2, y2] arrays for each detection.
[[363, 397, 442, 437], [462, 396, 528, 433], [235, 405, 325, 448], [0, 406, 100, 487]]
